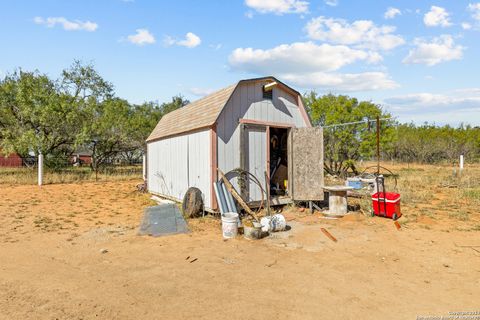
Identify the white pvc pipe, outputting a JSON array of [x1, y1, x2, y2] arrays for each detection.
[[38, 153, 43, 186], [142, 154, 146, 181], [460, 154, 464, 171]]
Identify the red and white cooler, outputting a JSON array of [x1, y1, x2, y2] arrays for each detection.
[[371, 192, 401, 220]]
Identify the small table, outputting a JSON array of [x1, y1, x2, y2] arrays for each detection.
[[323, 186, 354, 216]]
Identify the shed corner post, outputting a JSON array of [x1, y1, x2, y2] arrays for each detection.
[[210, 125, 218, 211]]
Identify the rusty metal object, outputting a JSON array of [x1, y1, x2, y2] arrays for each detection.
[[321, 228, 337, 242], [394, 221, 401, 230]]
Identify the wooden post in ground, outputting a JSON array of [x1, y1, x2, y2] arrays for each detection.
[[38, 153, 43, 186]]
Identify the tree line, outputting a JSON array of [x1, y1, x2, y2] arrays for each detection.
[[1, 62, 478, 176], [0, 61, 188, 172], [304, 92, 480, 175]]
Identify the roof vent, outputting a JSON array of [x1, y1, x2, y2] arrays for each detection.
[[263, 82, 276, 100]]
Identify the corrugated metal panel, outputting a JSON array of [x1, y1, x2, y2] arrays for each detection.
[[216, 81, 308, 199], [147, 129, 211, 208]]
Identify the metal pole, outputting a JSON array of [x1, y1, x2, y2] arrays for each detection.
[[38, 153, 43, 186], [264, 171, 271, 217], [376, 115, 380, 175]]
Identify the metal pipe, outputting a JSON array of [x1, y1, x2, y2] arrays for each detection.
[[221, 182, 234, 213], [376, 115, 380, 175], [265, 171, 271, 217], [224, 184, 237, 213], [213, 182, 228, 214]]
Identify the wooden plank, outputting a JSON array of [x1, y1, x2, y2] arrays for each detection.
[[217, 169, 259, 222], [291, 127, 324, 201]]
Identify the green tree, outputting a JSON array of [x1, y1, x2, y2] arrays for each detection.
[[303, 92, 396, 175], [0, 70, 80, 164]]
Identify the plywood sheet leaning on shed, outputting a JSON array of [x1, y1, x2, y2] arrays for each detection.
[[289, 127, 324, 200]]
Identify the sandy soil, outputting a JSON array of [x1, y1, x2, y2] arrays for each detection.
[[0, 179, 479, 320]]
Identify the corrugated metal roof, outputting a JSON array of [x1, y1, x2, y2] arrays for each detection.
[[146, 76, 302, 142]]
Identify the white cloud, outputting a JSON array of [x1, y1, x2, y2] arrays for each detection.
[[384, 7, 401, 19], [462, 22, 472, 30], [127, 29, 156, 46], [164, 32, 201, 48], [423, 6, 452, 27], [228, 41, 397, 92], [245, 0, 308, 15], [468, 3, 480, 20], [209, 43, 222, 50], [384, 89, 480, 125], [402, 35, 464, 66], [282, 71, 398, 91], [33, 16, 98, 32], [189, 87, 216, 97], [229, 42, 381, 74], [386, 93, 452, 106], [305, 17, 405, 51], [178, 32, 201, 48], [324, 0, 338, 7]]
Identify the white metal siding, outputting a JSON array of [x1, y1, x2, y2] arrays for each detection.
[[216, 81, 307, 200], [147, 129, 212, 208]]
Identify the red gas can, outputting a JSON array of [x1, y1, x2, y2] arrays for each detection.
[[371, 192, 401, 220]]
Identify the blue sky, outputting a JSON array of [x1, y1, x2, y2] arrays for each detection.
[[0, 0, 479, 125]]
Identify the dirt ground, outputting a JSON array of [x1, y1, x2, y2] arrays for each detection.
[[1, 166, 479, 319]]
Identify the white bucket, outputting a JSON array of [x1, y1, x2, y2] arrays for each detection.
[[221, 212, 239, 239], [260, 214, 287, 232]]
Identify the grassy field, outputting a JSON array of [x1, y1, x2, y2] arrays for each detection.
[[385, 163, 479, 230], [0, 165, 142, 185], [322, 162, 480, 232]]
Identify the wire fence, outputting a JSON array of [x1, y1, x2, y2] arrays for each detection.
[[0, 155, 143, 185]]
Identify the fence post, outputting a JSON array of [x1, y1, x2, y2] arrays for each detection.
[[142, 154, 146, 181], [38, 153, 43, 186], [460, 154, 464, 172]]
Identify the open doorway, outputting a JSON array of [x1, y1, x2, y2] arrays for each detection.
[[269, 127, 289, 196]]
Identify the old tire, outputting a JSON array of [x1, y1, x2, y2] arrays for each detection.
[[182, 187, 204, 218]]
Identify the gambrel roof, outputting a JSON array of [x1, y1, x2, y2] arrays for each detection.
[[146, 77, 307, 142]]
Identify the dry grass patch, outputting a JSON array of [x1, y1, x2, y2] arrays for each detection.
[[0, 166, 142, 185]]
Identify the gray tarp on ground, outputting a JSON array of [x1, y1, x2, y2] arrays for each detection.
[[138, 204, 189, 237]]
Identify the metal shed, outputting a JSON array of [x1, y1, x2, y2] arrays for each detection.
[[146, 76, 324, 211]]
